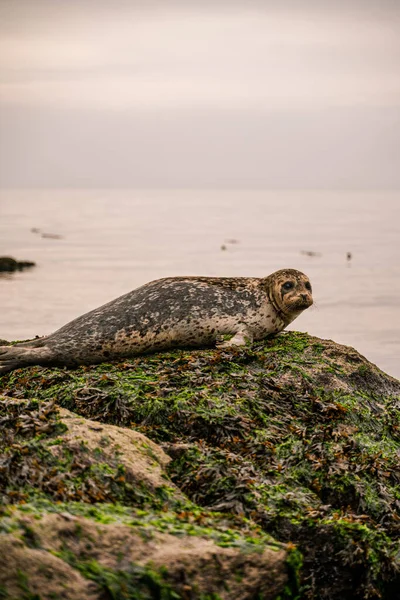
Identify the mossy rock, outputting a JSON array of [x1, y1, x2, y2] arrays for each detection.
[[0, 504, 290, 600], [0, 394, 295, 599], [1, 331, 400, 599]]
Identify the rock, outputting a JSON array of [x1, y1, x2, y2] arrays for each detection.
[[0, 511, 288, 600], [57, 407, 179, 498], [1, 331, 399, 599], [0, 396, 292, 599], [0, 533, 99, 600], [0, 256, 36, 272]]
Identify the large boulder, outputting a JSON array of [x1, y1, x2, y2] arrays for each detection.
[[1, 331, 399, 599]]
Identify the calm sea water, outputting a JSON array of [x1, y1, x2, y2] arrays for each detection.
[[0, 189, 399, 379]]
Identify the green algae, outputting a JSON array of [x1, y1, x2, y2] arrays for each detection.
[[2, 497, 282, 552], [2, 501, 288, 600], [0, 398, 170, 509], [48, 556, 184, 600]]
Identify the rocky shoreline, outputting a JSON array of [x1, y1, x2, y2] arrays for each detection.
[[1, 331, 399, 599]]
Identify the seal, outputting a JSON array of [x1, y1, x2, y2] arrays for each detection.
[[0, 268, 313, 374]]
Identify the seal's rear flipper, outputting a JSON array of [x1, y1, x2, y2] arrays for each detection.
[[0, 345, 51, 374]]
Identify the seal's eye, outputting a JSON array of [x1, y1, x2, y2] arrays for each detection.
[[305, 282, 312, 291], [282, 281, 294, 291]]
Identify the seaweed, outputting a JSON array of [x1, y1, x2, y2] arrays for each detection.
[[1, 332, 400, 599]]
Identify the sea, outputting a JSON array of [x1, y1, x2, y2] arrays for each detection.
[[0, 189, 399, 380]]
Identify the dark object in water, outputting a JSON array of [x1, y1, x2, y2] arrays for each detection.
[[30, 228, 63, 239], [347, 252, 352, 261], [300, 250, 322, 257], [41, 233, 63, 239], [0, 256, 36, 272]]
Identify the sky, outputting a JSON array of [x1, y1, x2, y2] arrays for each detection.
[[0, 0, 399, 188]]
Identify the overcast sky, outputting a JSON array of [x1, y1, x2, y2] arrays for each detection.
[[0, 0, 399, 188]]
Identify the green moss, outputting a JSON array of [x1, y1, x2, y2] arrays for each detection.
[[274, 546, 303, 600], [357, 364, 372, 376], [5, 497, 281, 552], [53, 555, 182, 600], [0, 397, 174, 510], [16, 570, 42, 600]]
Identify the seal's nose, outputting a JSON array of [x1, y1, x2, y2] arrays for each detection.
[[300, 293, 313, 306]]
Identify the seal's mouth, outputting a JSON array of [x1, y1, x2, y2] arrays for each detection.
[[297, 297, 313, 310], [290, 295, 313, 311]]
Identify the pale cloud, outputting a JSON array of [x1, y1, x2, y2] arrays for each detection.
[[0, 0, 399, 188], [0, 7, 399, 110], [1, 69, 399, 111], [0, 37, 101, 71]]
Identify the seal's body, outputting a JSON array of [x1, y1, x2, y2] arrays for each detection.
[[0, 269, 313, 373]]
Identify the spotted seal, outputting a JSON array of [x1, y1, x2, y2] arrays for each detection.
[[0, 269, 313, 374]]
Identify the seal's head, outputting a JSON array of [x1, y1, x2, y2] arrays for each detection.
[[266, 269, 313, 322]]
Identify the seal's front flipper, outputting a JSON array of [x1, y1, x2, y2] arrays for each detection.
[[216, 326, 253, 349]]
